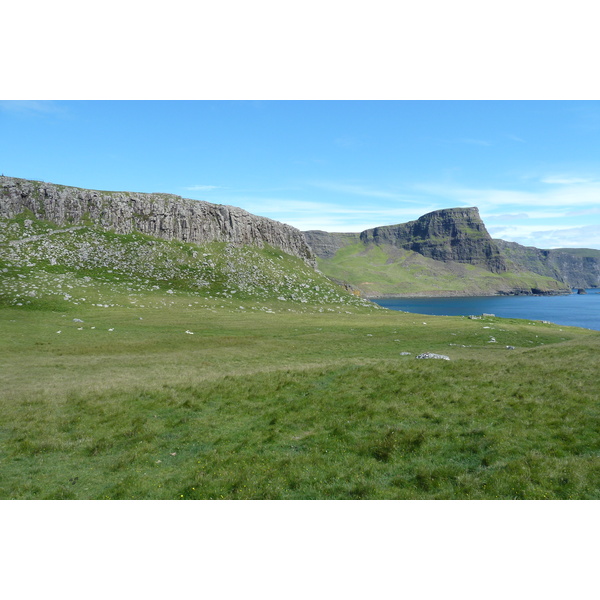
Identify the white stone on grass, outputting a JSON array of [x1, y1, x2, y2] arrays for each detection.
[[415, 352, 450, 360]]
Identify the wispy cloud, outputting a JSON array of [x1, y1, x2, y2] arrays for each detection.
[[541, 176, 594, 185], [309, 181, 421, 202], [184, 185, 220, 191], [0, 101, 68, 117], [459, 138, 492, 146], [488, 223, 600, 249], [413, 182, 600, 210], [505, 134, 525, 143], [215, 196, 432, 232]]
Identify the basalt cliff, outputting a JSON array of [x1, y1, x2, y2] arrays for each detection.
[[306, 207, 507, 272], [304, 208, 581, 297], [0, 176, 316, 267], [494, 240, 600, 290]]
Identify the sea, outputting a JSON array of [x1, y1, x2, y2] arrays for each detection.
[[373, 289, 600, 331]]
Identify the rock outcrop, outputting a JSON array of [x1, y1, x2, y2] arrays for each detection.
[[302, 230, 360, 259], [0, 176, 316, 267], [305, 207, 508, 273], [495, 239, 600, 289], [303, 208, 574, 297], [359, 207, 508, 273]]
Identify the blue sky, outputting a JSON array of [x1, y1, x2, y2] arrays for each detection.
[[2, 100, 600, 249]]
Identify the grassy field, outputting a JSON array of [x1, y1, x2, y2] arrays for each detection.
[[315, 242, 570, 297], [2, 292, 599, 499], [2, 214, 600, 500]]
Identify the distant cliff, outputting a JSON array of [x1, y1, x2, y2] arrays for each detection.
[[306, 207, 508, 272], [0, 176, 316, 267], [303, 208, 571, 297], [495, 240, 600, 289], [359, 207, 508, 273], [302, 231, 360, 259]]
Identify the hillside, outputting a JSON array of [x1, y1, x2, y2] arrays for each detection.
[[495, 240, 600, 289], [2, 177, 600, 500], [305, 208, 571, 297], [0, 176, 316, 266], [0, 211, 372, 313]]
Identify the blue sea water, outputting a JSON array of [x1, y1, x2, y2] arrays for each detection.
[[373, 289, 600, 331]]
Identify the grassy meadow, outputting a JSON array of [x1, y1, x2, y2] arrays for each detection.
[[1, 214, 600, 499], [315, 242, 570, 297], [2, 294, 600, 499]]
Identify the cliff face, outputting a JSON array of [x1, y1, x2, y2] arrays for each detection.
[[0, 176, 316, 267], [360, 207, 508, 273], [302, 208, 574, 297], [306, 207, 508, 273], [495, 239, 600, 288], [302, 230, 360, 259]]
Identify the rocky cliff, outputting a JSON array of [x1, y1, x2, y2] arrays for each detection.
[[303, 208, 573, 297], [306, 207, 508, 273], [302, 231, 360, 259], [0, 176, 316, 267], [495, 239, 600, 289]]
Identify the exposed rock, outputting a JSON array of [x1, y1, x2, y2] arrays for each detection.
[[359, 207, 508, 272], [577, 288, 587, 294], [495, 239, 600, 289], [302, 230, 360, 259], [415, 352, 450, 360], [305, 207, 507, 272], [0, 176, 316, 267]]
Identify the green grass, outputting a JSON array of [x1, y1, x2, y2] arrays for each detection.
[[1, 213, 599, 499], [316, 243, 569, 297], [1, 295, 599, 500]]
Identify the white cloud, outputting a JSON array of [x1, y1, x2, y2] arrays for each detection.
[[184, 185, 220, 191], [219, 196, 434, 232], [488, 223, 600, 249], [459, 138, 492, 146], [414, 182, 600, 209], [0, 101, 68, 117], [309, 181, 420, 202], [541, 176, 594, 185]]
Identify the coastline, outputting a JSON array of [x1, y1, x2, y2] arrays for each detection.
[[363, 289, 576, 300]]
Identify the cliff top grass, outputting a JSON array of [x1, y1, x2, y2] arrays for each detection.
[[316, 242, 569, 297]]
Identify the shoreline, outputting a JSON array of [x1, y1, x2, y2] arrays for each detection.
[[363, 290, 576, 300]]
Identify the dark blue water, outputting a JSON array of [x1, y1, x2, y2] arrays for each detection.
[[373, 289, 600, 331]]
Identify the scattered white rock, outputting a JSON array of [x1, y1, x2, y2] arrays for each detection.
[[415, 352, 450, 360]]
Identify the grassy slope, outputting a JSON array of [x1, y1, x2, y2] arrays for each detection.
[[317, 243, 570, 297], [1, 215, 599, 500]]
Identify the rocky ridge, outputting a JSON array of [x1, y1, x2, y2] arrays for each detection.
[[495, 239, 600, 289], [303, 208, 575, 297], [306, 207, 508, 273], [0, 176, 316, 267]]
